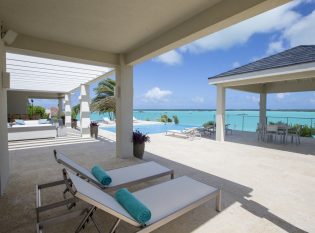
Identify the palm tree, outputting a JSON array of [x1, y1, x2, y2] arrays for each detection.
[[91, 78, 116, 120]]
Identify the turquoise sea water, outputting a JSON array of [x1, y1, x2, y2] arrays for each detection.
[[91, 110, 315, 132]]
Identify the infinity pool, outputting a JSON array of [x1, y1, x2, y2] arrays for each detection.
[[101, 123, 196, 134]]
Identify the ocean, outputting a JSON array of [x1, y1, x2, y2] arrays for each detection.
[[90, 110, 315, 132]]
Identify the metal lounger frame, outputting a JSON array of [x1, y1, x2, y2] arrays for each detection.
[[54, 168, 222, 233], [36, 150, 174, 232]]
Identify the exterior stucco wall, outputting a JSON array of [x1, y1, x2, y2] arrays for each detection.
[[7, 91, 29, 115], [0, 40, 9, 195]]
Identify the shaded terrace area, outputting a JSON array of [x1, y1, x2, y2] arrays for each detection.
[[1, 128, 314, 232], [209, 45, 315, 142]]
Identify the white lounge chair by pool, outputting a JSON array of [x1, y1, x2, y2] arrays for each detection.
[[45, 168, 221, 233], [35, 150, 174, 227], [166, 128, 201, 139], [103, 117, 114, 124]]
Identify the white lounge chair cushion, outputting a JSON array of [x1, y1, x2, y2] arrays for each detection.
[[56, 153, 171, 188], [167, 130, 183, 134], [68, 171, 218, 227], [134, 176, 218, 225]]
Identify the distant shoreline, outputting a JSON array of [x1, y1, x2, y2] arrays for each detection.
[[134, 109, 315, 112]]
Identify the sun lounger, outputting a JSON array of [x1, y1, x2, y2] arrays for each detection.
[[35, 150, 174, 228], [166, 128, 201, 139], [53, 150, 173, 190], [40, 168, 221, 233], [103, 117, 114, 124]]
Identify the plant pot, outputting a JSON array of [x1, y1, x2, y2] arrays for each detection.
[[71, 120, 77, 129], [133, 143, 145, 159], [90, 125, 99, 138]]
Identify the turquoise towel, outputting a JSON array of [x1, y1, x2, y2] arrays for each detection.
[[91, 165, 112, 185], [115, 188, 151, 225]]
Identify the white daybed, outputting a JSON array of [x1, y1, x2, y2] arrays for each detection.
[[8, 120, 56, 141]]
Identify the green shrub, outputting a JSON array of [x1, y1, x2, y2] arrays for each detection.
[[159, 114, 172, 123], [71, 104, 80, 120], [203, 121, 215, 128], [27, 105, 49, 119], [173, 115, 179, 124], [289, 124, 315, 137]]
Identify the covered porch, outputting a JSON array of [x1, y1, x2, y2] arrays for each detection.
[[1, 128, 314, 232], [209, 46, 315, 141], [0, 0, 292, 196]]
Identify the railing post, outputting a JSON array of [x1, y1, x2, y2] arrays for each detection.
[[242, 116, 244, 131]]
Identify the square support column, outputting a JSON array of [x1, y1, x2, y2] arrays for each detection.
[[259, 92, 267, 128], [80, 84, 90, 138], [0, 40, 9, 195], [58, 97, 63, 119], [115, 54, 133, 158], [65, 93, 71, 128], [216, 85, 226, 142]]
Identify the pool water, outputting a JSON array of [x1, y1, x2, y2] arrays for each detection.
[[101, 123, 195, 134]]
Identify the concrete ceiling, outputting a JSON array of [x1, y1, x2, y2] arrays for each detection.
[[0, 0, 219, 53]]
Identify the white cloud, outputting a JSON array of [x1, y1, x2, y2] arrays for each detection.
[[232, 62, 240, 68], [283, 10, 315, 46], [266, 41, 285, 55], [144, 87, 172, 101], [179, 1, 301, 54], [192, 96, 204, 103], [246, 95, 259, 102], [276, 93, 290, 99], [153, 50, 182, 65]]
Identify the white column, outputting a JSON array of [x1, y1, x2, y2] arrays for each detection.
[[216, 85, 226, 142], [0, 39, 9, 195], [259, 92, 267, 127], [58, 97, 63, 119], [115, 54, 133, 158], [65, 93, 71, 128], [80, 84, 90, 138]]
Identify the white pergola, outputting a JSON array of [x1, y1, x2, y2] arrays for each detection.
[[0, 0, 290, 195], [208, 45, 315, 142], [7, 53, 112, 92]]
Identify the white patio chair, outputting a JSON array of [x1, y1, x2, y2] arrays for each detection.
[[38, 168, 221, 233]]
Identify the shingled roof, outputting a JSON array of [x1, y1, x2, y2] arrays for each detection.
[[208, 45, 315, 79]]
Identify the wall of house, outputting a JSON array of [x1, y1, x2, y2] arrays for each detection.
[[7, 90, 64, 116], [7, 91, 29, 115], [0, 39, 9, 195]]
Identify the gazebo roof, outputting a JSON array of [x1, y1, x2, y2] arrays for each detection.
[[208, 45, 315, 94], [209, 45, 315, 80]]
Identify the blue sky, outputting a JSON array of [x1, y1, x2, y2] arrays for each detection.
[[35, 0, 315, 110]]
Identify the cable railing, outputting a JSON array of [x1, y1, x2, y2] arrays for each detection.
[[225, 115, 315, 132]]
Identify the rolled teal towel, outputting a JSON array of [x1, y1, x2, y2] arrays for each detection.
[[115, 188, 151, 225], [91, 165, 112, 185]]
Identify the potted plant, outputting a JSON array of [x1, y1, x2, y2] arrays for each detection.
[[132, 130, 150, 159], [71, 118, 78, 129], [90, 121, 99, 138]]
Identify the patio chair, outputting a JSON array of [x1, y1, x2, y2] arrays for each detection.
[[287, 125, 301, 145], [225, 124, 232, 135], [264, 124, 278, 142], [40, 168, 221, 233], [35, 150, 174, 227]]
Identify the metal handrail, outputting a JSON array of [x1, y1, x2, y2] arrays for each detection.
[[224, 114, 315, 132]]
